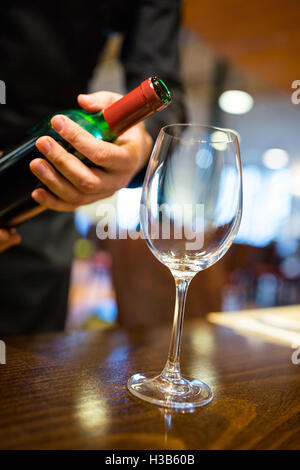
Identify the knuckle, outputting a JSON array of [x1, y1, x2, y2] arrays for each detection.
[[91, 148, 101, 164], [69, 127, 82, 146], [90, 143, 107, 164], [78, 177, 98, 194], [52, 149, 65, 166]]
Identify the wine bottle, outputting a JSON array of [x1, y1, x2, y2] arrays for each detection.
[[0, 76, 171, 228]]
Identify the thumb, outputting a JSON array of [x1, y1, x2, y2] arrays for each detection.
[[77, 90, 123, 113]]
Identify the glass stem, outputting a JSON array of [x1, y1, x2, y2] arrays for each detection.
[[161, 278, 191, 383]]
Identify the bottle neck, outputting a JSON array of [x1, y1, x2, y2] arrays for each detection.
[[29, 77, 171, 142], [103, 77, 171, 136]]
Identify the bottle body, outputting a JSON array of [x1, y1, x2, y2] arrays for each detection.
[[0, 77, 171, 227], [0, 110, 116, 227]]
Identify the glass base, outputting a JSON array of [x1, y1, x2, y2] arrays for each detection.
[[127, 372, 213, 409]]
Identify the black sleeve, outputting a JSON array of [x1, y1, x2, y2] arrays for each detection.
[[120, 0, 187, 187]]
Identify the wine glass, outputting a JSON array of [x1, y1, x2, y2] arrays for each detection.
[[127, 124, 242, 408]]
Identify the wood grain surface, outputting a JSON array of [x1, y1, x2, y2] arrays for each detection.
[[0, 319, 299, 449]]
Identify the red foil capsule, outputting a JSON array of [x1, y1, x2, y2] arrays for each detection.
[[103, 77, 170, 135]]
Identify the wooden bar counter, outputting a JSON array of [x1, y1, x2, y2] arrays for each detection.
[[0, 319, 299, 449]]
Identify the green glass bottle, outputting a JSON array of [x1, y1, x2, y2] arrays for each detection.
[[0, 77, 171, 227]]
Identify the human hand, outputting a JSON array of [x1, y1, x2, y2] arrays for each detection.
[[0, 228, 21, 253], [29, 91, 153, 212]]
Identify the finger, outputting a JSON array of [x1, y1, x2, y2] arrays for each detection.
[[77, 90, 122, 113], [30, 158, 91, 205], [0, 229, 11, 242], [31, 188, 78, 212], [0, 233, 21, 253], [31, 186, 115, 211], [50, 115, 129, 170], [35, 136, 102, 193]]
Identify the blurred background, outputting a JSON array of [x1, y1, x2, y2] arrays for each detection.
[[66, 0, 300, 331]]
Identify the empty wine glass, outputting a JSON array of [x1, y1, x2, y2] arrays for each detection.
[[127, 124, 242, 408]]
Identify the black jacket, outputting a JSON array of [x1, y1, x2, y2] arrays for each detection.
[[0, 0, 186, 334], [0, 0, 185, 152]]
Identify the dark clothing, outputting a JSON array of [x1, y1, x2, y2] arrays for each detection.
[[0, 0, 186, 335], [0, 212, 76, 334]]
